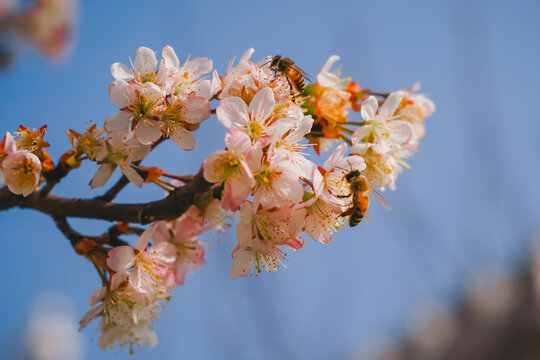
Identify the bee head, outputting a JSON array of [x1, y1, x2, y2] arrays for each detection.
[[270, 55, 281, 70], [345, 170, 361, 182]]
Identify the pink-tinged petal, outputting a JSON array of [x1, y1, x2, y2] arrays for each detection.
[[361, 96, 378, 121], [128, 141, 151, 162], [317, 55, 341, 87], [111, 62, 134, 81], [135, 119, 162, 145], [104, 111, 131, 133], [90, 163, 116, 188], [4, 132, 16, 154], [134, 47, 157, 81], [295, 156, 316, 180], [210, 70, 222, 98], [119, 163, 144, 188], [249, 87, 275, 124], [135, 225, 157, 251], [109, 80, 135, 108], [139, 82, 164, 102], [79, 305, 104, 331], [183, 58, 213, 78], [312, 168, 324, 195], [230, 248, 253, 278], [350, 142, 371, 155], [162, 45, 179, 69], [107, 245, 136, 272], [284, 238, 303, 250], [379, 91, 403, 118], [216, 97, 250, 128], [225, 128, 251, 154], [170, 126, 196, 150], [89, 287, 107, 306], [182, 96, 210, 124], [388, 120, 413, 145], [323, 143, 347, 169], [203, 150, 228, 183], [351, 125, 372, 145], [110, 272, 129, 290], [239, 48, 255, 64]]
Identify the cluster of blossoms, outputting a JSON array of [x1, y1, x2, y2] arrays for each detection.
[[0, 45, 434, 351], [79, 203, 219, 351], [0, 0, 76, 67]]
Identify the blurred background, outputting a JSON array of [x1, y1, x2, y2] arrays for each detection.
[[0, 0, 539, 359]]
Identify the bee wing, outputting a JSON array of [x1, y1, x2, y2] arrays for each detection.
[[291, 64, 311, 82], [363, 206, 372, 223], [367, 184, 392, 211]]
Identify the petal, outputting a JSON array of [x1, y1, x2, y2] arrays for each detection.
[[108, 80, 135, 108], [388, 120, 413, 145], [139, 82, 164, 101], [203, 150, 228, 183], [216, 97, 250, 128], [104, 111, 131, 133], [90, 163, 116, 189], [323, 143, 347, 170], [249, 87, 275, 124], [317, 55, 341, 87], [230, 248, 253, 278], [135, 225, 157, 251], [351, 125, 372, 145], [170, 126, 195, 150], [134, 46, 158, 81], [162, 45, 179, 69], [89, 287, 107, 306], [107, 245, 136, 272], [119, 163, 144, 188], [225, 128, 251, 154], [360, 96, 378, 121], [135, 119, 162, 145], [182, 96, 210, 124], [182, 58, 213, 78], [379, 91, 403, 118], [4, 132, 16, 154], [111, 62, 134, 81]]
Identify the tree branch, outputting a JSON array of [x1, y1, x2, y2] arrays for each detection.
[[1, 168, 214, 224]]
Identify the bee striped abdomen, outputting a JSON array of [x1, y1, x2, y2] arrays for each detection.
[[289, 71, 305, 93]]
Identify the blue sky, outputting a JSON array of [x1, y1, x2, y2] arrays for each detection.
[[0, 0, 539, 359]]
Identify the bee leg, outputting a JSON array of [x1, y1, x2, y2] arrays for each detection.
[[337, 193, 352, 199]]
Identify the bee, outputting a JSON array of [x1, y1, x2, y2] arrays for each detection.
[[338, 170, 391, 227], [269, 55, 311, 100]]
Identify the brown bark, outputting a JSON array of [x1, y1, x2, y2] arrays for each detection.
[[0, 168, 214, 224]]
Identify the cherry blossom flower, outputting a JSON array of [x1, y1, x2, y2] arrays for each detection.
[[152, 210, 206, 286], [247, 148, 304, 209], [268, 115, 316, 179], [352, 92, 413, 155], [203, 128, 255, 211], [66, 124, 105, 161], [160, 92, 210, 150], [217, 87, 280, 144], [2, 131, 42, 197], [107, 225, 177, 296], [231, 201, 302, 278], [90, 131, 150, 188], [79, 273, 159, 351], [395, 83, 436, 148], [107, 80, 165, 145], [351, 142, 402, 191]]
